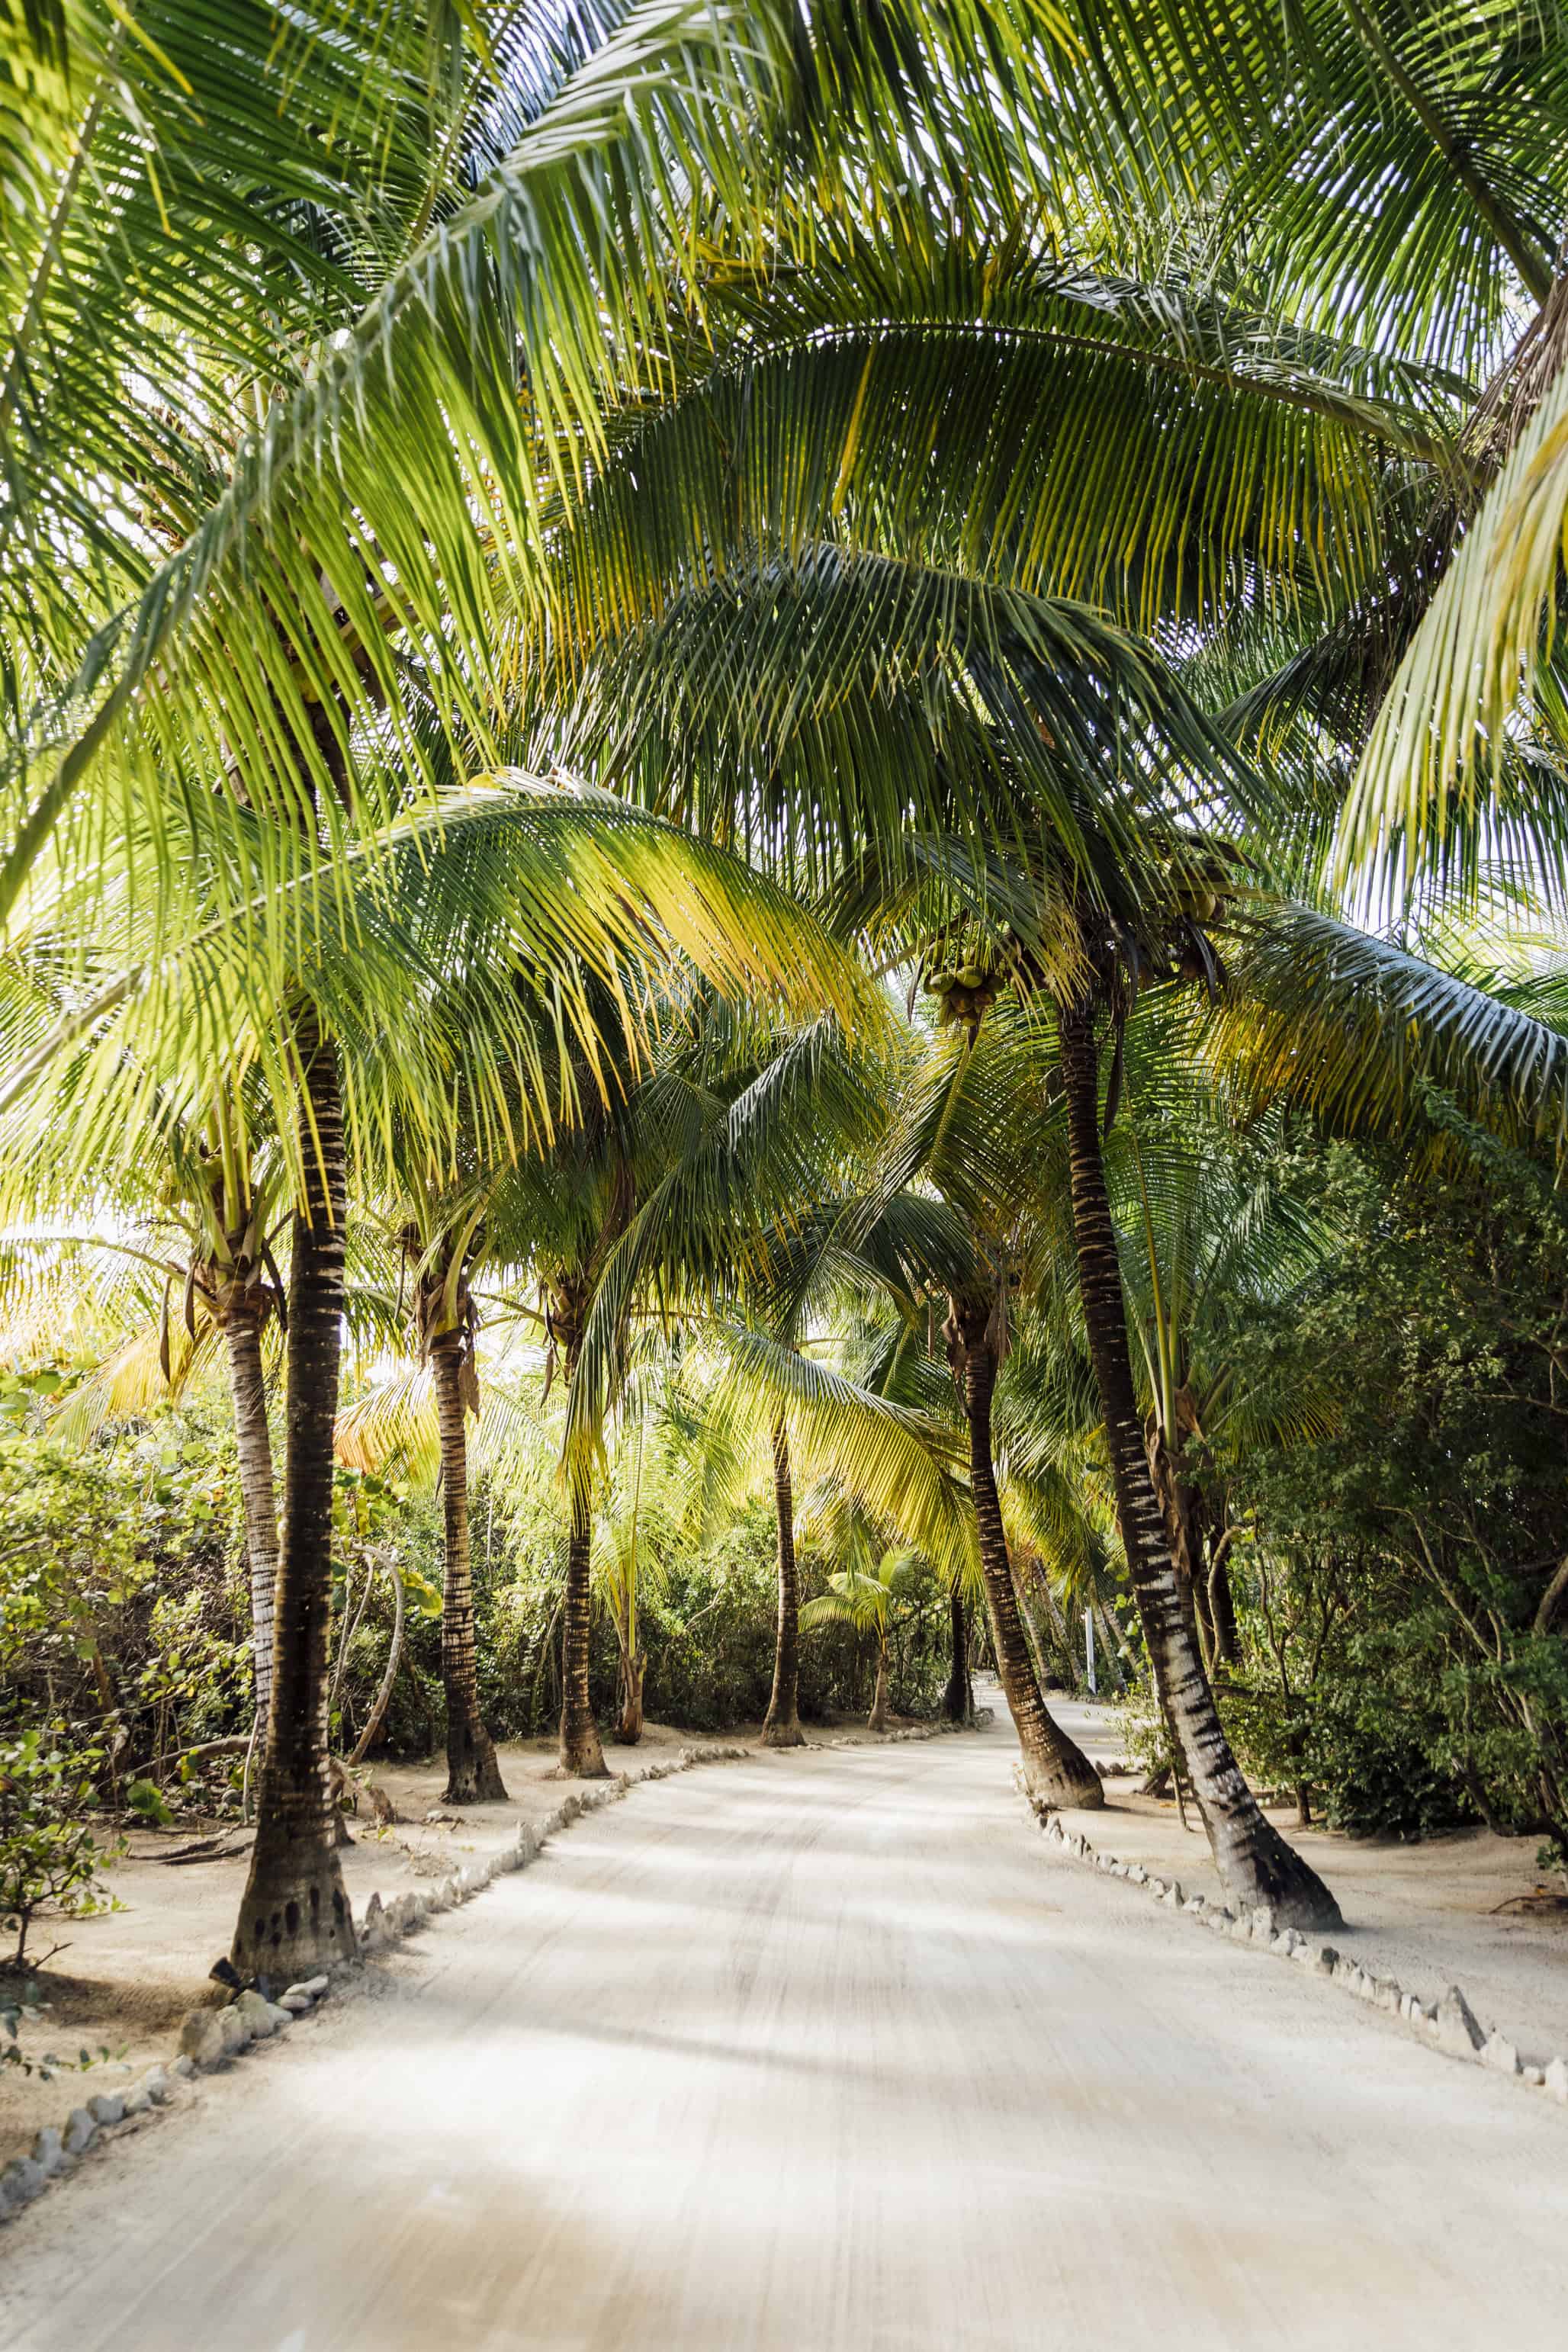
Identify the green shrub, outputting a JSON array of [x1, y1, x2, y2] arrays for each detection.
[[0, 1730, 117, 1969]]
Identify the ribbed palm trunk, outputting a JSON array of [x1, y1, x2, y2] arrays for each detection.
[[548, 1286, 609, 1779], [430, 1334, 508, 1804], [1146, 1424, 1212, 1666], [1056, 986, 1341, 1928], [1207, 1537, 1241, 1668], [614, 1647, 645, 1744], [761, 1414, 806, 1748], [943, 1591, 972, 1724], [950, 1300, 1104, 1807], [560, 1464, 609, 1778], [221, 1303, 278, 1730], [866, 1641, 892, 1733], [231, 1023, 356, 1978]]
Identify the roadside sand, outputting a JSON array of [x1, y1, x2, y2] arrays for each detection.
[[8, 1692, 1565, 2167], [1053, 1696, 1568, 2062], [0, 1717, 763, 2156]]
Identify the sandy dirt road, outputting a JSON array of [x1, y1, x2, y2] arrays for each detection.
[[4, 1716, 1566, 2352]]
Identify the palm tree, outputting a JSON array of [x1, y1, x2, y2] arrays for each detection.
[[231, 1007, 358, 1972], [0, 774, 861, 1964], [852, 1018, 1106, 1807], [0, 1113, 288, 1735], [478, 994, 920, 1776], [725, 1036, 908, 1750], [403, 1212, 509, 1804], [799, 1534, 928, 1733], [762, 1410, 807, 1749]]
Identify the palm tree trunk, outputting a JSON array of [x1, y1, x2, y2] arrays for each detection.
[[430, 1335, 507, 1804], [949, 1299, 1104, 1807], [1179, 1475, 1223, 1669], [231, 1020, 356, 1978], [1146, 1424, 1209, 1663], [615, 1646, 646, 1743], [761, 1412, 806, 1747], [559, 1464, 609, 1778], [1209, 1538, 1241, 1667], [866, 1640, 892, 1732], [222, 1303, 278, 1730], [1056, 985, 1341, 1928], [943, 1589, 972, 1724]]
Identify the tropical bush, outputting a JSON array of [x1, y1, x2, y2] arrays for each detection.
[[0, 1731, 117, 1970], [1195, 1129, 1568, 1863]]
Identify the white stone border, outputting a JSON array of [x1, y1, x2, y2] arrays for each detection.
[[1017, 1778, 1568, 2110], [0, 1740, 750, 2225], [0, 1718, 982, 2223]]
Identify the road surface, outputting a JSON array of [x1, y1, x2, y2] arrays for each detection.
[[4, 1715, 1566, 2350]]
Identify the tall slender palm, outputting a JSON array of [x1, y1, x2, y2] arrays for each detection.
[[875, 888, 1341, 1913], [0, 1092, 289, 1733], [792, 1020, 1107, 1804], [1052, 967, 1343, 1921], [232, 1010, 358, 1973], [403, 1211, 509, 1804], [727, 1037, 905, 1749], [696, 1311, 980, 1744], [762, 1410, 806, 1748]]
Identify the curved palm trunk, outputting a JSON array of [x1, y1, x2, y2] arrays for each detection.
[[560, 1465, 609, 1778], [1145, 1423, 1209, 1664], [614, 1645, 645, 1743], [1056, 987, 1341, 1928], [430, 1335, 507, 1804], [1208, 1540, 1241, 1667], [761, 1413, 806, 1748], [221, 1303, 278, 1730], [866, 1639, 892, 1733], [231, 1023, 355, 1978], [943, 1590, 972, 1724], [950, 1300, 1104, 1807]]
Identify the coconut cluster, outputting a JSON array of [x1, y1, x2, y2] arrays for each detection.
[[921, 931, 1029, 1032]]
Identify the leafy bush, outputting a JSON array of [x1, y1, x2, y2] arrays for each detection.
[[0, 1730, 117, 1968], [1216, 1133, 1568, 1853]]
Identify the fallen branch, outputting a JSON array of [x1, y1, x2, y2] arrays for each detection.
[[152, 1832, 255, 1867], [124, 1735, 252, 1779]]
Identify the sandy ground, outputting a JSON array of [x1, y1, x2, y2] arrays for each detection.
[[3, 1708, 1566, 2352], [1053, 1698, 1568, 2063], [0, 1718, 765, 2157]]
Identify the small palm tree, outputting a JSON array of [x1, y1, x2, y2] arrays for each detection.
[[799, 1535, 929, 1734]]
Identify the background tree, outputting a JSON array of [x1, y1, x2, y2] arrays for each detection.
[[799, 1534, 928, 1733]]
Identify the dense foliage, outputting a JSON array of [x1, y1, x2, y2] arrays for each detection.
[[7, 0, 1568, 1962], [1213, 1123, 1568, 1862]]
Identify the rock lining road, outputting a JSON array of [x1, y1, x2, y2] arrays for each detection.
[[4, 1716, 1565, 2350]]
